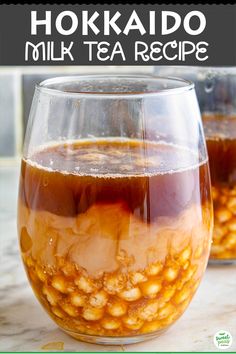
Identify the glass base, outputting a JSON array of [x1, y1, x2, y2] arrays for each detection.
[[209, 258, 236, 265], [63, 328, 167, 345]]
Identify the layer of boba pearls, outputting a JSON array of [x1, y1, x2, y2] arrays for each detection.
[[23, 244, 207, 337], [211, 185, 236, 260]]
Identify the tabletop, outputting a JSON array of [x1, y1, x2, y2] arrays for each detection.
[[0, 165, 236, 352]]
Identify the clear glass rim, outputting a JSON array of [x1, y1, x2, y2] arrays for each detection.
[[36, 74, 194, 98]]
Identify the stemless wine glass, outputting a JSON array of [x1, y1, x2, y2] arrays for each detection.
[[195, 69, 236, 263], [18, 75, 213, 345], [154, 66, 236, 263]]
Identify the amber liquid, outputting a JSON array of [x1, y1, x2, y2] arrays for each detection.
[[18, 139, 212, 338], [204, 115, 236, 260]]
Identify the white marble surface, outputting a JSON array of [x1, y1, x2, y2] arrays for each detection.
[[0, 164, 236, 352]]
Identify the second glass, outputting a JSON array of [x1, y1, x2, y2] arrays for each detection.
[[18, 76, 213, 344], [154, 67, 236, 262]]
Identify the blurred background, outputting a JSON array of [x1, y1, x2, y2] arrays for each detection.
[[2, 65, 235, 161], [0, 65, 152, 161]]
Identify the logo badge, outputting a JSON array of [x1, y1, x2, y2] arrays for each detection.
[[214, 330, 233, 349]]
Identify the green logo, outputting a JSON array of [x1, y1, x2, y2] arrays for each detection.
[[214, 330, 233, 349]]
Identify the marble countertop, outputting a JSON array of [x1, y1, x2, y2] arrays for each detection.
[[0, 164, 236, 352]]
